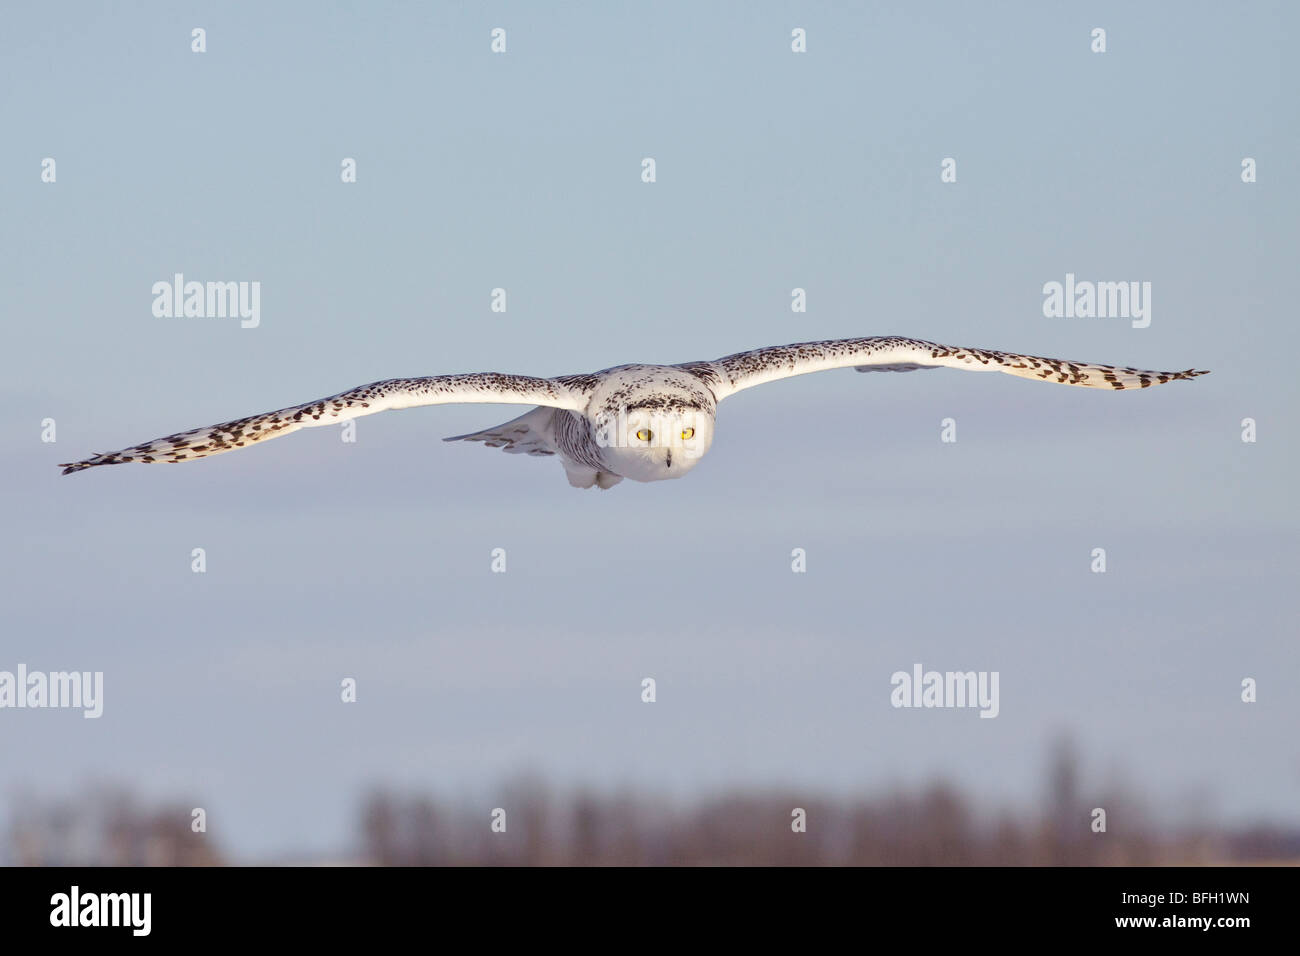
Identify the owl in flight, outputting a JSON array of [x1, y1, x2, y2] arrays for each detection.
[[60, 336, 1208, 489]]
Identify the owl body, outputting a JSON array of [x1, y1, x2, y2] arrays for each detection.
[[456, 365, 719, 488]]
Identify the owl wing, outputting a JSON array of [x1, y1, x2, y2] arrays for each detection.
[[442, 405, 558, 456], [59, 373, 591, 474], [681, 336, 1209, 401]]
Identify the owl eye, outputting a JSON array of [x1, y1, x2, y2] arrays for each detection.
[[681, 428, 695, 440], [636, 428, 652, 442]]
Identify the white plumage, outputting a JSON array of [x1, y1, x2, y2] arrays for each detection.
[[60, 336, 1208, 489]]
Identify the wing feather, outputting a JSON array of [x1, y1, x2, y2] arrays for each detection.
[[59, 373, 589, 474], [687, 336, 1208, 401], [442, 406, 557, 456]]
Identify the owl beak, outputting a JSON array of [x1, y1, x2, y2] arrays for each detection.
[[665, 450, 672, 468]]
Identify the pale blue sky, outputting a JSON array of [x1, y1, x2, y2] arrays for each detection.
[[2, 1, 1296, 859]]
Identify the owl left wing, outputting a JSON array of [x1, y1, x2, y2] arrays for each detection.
[[681, 336, 1208, 401]]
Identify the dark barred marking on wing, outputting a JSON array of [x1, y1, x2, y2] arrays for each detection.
[[686, 336, 1209, 399], [59, 373, 591, 474]]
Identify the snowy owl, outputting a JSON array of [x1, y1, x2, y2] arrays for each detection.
[[59, 336, 1208, 489]]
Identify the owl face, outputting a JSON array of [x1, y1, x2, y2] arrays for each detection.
[[593, 404, 714, 481]]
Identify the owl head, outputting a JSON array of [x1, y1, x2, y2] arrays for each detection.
[[592, 401, 715, 482]]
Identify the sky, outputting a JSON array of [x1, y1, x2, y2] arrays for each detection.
[[1, 1, 1297, 860]]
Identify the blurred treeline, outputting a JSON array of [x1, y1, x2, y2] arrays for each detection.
[[8, 741, 1298, 865]]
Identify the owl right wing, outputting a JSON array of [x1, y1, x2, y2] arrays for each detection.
[[60, 373, 592, 474]]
